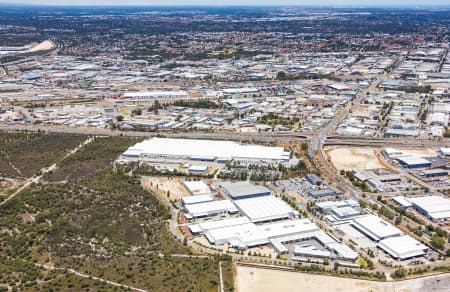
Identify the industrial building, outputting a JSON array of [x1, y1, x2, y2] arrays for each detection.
[[191, 217, 357, 261], [419, 168, 449, 178], [183, 181, 212, 196], [189, 217, 251, 235], [220, 181, 271, 199], [122, 137, 290, 164], [185, 200, 238, 218], [396, 156, 432, 169], [392, 196, 413, 208], [123, 90, 188, 99], [408, 196, 450, 222], [351, 215, 403, 241], [440, 147, 450, 157], [204, 222, 269, 248], [306, 173, 323, 186], [233, 195, 298, 223], [316, 199, 361, 222], [308, 186, 343, 199], [264, 219, 358, 261], [378, 235, 428, 260], [182, 194, 213, 206]]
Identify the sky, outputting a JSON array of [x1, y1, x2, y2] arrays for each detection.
[[1, 0, 450, 7]]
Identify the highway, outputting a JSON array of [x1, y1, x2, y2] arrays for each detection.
[[0, 123, 448, 147]]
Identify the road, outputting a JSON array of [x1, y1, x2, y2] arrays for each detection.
[[0, 124, 448, 148]]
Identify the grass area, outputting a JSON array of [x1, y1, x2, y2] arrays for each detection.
[[0, 131, 87, 178], [80, 255, 231, 292], [0, 134, 234, 291], [47, 136, 142, 181]]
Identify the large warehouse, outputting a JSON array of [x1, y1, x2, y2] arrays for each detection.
[[123, 90, 188, 99], [204, 222, 269, 248], [395, 156, 432, 169], [407, 196, 450, 222], [185, 200, 238, 218], [183, 181, 212, 196], [220, 181, 271, 199], [122, 138, 290, 163], [378, 235, 428, 260], [233, 195, 298, 223], [351, 215, 403, 241]]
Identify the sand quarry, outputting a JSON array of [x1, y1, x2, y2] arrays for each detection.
[[236, 265, 449, 292], [325, 146, 384, 171]]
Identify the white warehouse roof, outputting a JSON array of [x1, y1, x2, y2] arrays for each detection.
[[123, 138, 289, 162], [123, 90, 187, 99], [352, 215, 403, 241], [378, 235, 428, 260], [183, 181, 211, 196], [182, 194, 213, 205], [392, 196, 413, 208], [189, 217, 250, 234], [204, 222, 269, 248], [185, 200, 238, 218], [233, 195, 297, 222], [408, 196, 450, 221], [258, 218, 318, 238]]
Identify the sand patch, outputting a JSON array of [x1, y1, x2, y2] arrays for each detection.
[[141, 176, 189, 201], [25, 40, 56, 53], [326, 147, 384, 171], [236, 265, 449, 292]]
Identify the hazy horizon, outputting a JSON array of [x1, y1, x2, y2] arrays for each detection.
[[1, 0, 450, 8]]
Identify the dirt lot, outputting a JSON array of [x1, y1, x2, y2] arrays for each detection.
[[325, 146, 384, 171], [25, 40, 55, 52], [141, 176, 189, 201], [236, 266, 450, 292]]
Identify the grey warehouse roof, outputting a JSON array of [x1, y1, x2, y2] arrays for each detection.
[[220, 181, 271, 199]]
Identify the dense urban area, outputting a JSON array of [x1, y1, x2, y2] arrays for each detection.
[[0, 5, 449, 292]]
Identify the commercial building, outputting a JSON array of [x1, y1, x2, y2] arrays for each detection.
[[408, 196, 450, 222], [378, 235, 428, 260], [185, 200, 238, 218], [233, 195, 297, 223], [220, 181, 271, 199], [122, 137, 290, 164], [351, 215, 403, 241]]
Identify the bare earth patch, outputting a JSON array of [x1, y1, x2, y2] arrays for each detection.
[[326, 146, 384, 171], [236, 266, 449, 292], [141, 176, 189, 202], [25, 40, 56, 53]]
